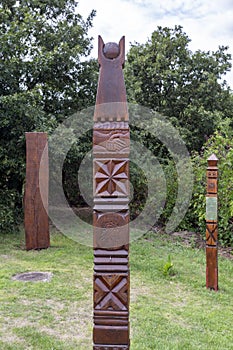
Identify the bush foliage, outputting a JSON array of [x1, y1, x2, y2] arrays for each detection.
[[188, 120, 233, 246]]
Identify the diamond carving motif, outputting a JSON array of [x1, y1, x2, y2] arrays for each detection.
[[94, 275, 128, 311]]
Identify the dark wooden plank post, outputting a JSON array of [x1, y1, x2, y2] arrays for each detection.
[[93, 36, 130, 349], [24, 132, 50, 250], [206, 153, 218, 291]]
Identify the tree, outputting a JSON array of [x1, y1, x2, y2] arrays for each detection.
[[125, 25, 233, 151], [186, 118, 233, 246], [0, 0, 98, 232]]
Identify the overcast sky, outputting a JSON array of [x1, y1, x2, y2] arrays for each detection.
[[78, 0, 233, 88]]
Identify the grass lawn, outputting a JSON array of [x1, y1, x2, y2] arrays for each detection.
[[1, 228, 233, 349]]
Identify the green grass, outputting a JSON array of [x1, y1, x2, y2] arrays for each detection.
[[1, 228, 233, 349]]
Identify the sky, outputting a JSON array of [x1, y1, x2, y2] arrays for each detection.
[[77, 0, 233, 88]]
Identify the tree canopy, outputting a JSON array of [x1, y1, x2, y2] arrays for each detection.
[[0, 0, 98, 232], [1, 14, 233, 237], [125, 25, 233, 151]]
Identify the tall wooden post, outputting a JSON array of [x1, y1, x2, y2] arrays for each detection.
[[93, 36, 130, 349], [206, 153, 218, 291], [24, 132, 50, 250]]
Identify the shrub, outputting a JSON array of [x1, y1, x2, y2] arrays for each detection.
[[0, 189, 21, 234], [188, 120, 233, 246]]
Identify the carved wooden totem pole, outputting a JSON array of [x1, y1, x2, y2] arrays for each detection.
[[206, 154, 218, 291], [24, 132, 50, 250], [93, 36, 130, 349]]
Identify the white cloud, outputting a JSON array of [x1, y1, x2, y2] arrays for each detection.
[[78, 0, 233, 87]]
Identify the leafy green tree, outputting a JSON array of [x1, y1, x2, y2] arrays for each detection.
[[125, 25, 233, 151], [0, 0, 98, 232], [186, 118, 233, 246]]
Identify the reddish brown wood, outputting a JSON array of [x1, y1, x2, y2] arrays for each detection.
[[93, 125, 130, 158], [24, 132, 49, 250], [206, 247, 218, 291], [206, 153, 218, 291], [94, 159, 129, 197], [94, 212, 129, 254], [93, 36, 130, 349], [94, 36, 128, 122]]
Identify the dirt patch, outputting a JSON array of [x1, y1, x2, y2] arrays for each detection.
[[0, 254, 11, 259], [40, 302, 92, 343], [0, 317, 29, 345], [0, 297, 92, 347], [130, 282, 154, 303], [12, 272, 53, 282], [152, 227, 233, 260]]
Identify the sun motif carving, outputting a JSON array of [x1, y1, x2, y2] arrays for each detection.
[[94, 160, 128, 197]]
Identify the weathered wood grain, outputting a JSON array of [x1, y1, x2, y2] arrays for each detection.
[[24, 132, 49, 250], [93, 36, 130, 348]]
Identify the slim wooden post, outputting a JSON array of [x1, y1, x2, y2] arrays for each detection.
[[93, 36, 130, 349], [206, 153, 218, 291], [24, 132, 50, 250]]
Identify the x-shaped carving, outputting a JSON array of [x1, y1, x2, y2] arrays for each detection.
[[94, 275, 128, 311], [206, 224, 217, 245]]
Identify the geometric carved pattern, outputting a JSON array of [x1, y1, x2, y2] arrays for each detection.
[[207, 170, 217, 178], [206, 223, 218, 246], [95, 122, 128, 129], [94, 160, 129, 197], [206, 154, 218, 291], [94, 275, 128, 311], [94, 248, 128, 274], [94, 248, 128, 263], [93, 36, 130, 348]]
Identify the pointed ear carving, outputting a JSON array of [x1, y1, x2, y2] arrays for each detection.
[[98, 35, 125, 66], [98, 35, 105, 64], [119, 36, 125, 66]]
